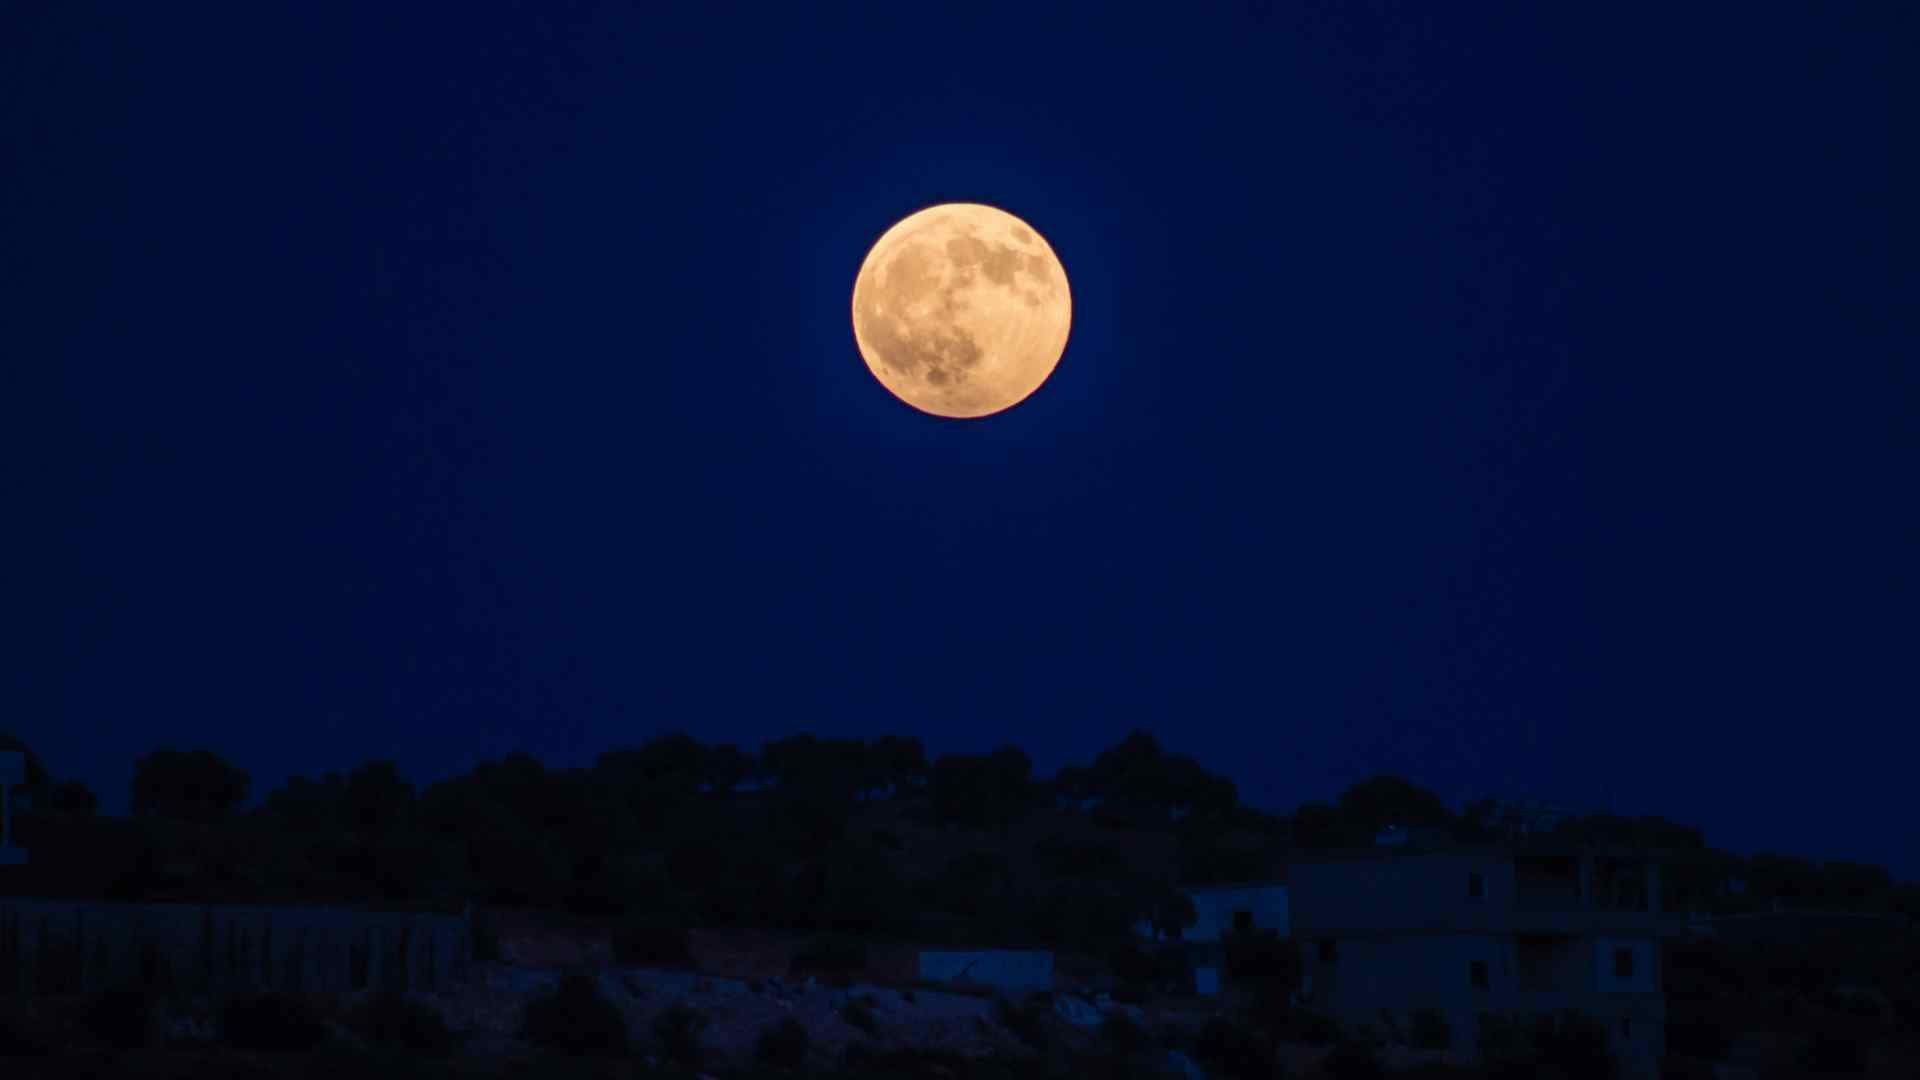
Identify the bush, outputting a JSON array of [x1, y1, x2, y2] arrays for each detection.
[[1111, 944, 1157, 984], [1664, 1017, 1729, 1061], [842, 997, 879, 1035], [1531, 1011, 1614, 1080], [611, 920, 694, 968], [1190, 1015, 1270, 1080], [1274, 1008, 1343, 1046], [1801, 1031, 1866, 1074], [1479, 1010, 1615, 1080], [345, 992, 457, 1054], [1322, 1040, 1386, 1080], [755, 1015, 810, 1069], [220, 991, 329, 1052], [1100, 1012, 1152, 1057], [471, 919, 500, 963], [843, 1045, 972, 1076], [1408, 1008, 1450, 1051], [790, 934, 868, 975], [521, 974, 628, 1056], [0, 999, 56, 1056], [994, 995, 1052, 1052], [79, 988, 153, 1050], [651, 1001, 708, 1068]]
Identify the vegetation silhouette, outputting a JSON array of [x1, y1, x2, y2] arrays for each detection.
[[2, 727, 1918, 1075]]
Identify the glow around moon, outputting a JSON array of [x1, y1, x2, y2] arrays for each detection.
[[852, 203, 1072, 419]]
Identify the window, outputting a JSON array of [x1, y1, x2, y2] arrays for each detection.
[[1233, 910, 1253, 933], [1470, 960, 1489, 989], [1319, 939, 1337, 964], [1614, 947, 1634, 978], [1468, 871, 1485, 899]]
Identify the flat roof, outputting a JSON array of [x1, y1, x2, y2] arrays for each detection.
[[1286, 845, 1702, 861], [1179, 877, 1289, 892]]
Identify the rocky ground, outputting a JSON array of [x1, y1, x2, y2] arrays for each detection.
[[138, 962, 1164, 1072]]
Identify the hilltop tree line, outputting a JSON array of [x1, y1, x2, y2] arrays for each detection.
[[1, 731, 1915, 957]]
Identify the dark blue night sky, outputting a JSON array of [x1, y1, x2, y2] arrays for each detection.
[[10, 4, 1915, 876]]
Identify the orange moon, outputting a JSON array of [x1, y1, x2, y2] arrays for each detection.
[[851, 203, 1072, 419]]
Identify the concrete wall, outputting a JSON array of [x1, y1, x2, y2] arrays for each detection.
[[1592, 936, 1657, 994], [1134, 883, 1289, 943], [1298, 931, 1663, 1078], [917, 949, 1052, 993], [1291, 855, 1516, 933], [1184, 884, 1289, 942], [0, 899, 470, 996]]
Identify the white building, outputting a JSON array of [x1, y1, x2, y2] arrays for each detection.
[[1135, 879, 1290, 997]]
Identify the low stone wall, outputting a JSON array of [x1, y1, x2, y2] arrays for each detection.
[[0, 899, 470, 996]]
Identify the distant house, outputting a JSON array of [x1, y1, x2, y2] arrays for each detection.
[[1135, 876, 1289, 997], [1288, 845, 1689, 1080]]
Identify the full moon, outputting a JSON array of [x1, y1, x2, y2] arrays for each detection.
[[852, 203, 1072, 419]]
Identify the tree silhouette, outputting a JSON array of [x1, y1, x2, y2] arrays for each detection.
[[1334, 774, 1455, 838], [130, 748, 249, 824], [48, 779, 98, 816], [1058, 730, 1239, 828], [929, 746, 1035, 833]]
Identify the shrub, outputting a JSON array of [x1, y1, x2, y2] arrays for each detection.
[[1111, 944, 1157, 984], [755, 1015, 810, 1069], [0, 998, 56, 1056], [1100, 1011, 1152, 1057], [1408, 1008, 1450, 1051], [79, 988, 153, 1050], [1664, 1017, 1728, 1061], [790, 934, 868, 976], [1274, 1007, 1343, 1046], [1322, 1039, 1387, 1080], [1190, 1015, 1270, 1080], [994, 995, 1052, 1052], [842, 996, 879, 1035], [521, 974, 628, 1056], [471, 919, 500, 963], [1531, 1011, 1613, 1080], [844, 1045, 971, 1075], [1801, 1031, 1866, 1074], [651, 1001, 708, 1068], [220, 991, 329, 1052], [345, 992, 457, 1054], [611, 921, 693, 969]]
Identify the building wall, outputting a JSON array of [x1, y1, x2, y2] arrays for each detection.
[[1183, 884, 1289, 942], [1134, 883, 1289, 943], [1297, 931, 1664, 1077], [1290, 854, 1517, 933], [1592, 936, 1657, 994]]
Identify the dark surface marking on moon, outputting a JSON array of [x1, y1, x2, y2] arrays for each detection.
[[1010, 226, 1031, 243], [860, 307, 982, 389], [946, 234, 1024, 288]]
